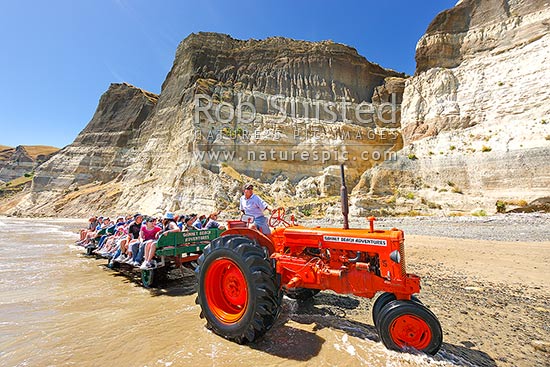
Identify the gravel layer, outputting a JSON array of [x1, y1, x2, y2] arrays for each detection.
[[304, 213, 550, 242]]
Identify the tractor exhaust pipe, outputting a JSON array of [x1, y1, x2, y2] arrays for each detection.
[[340, 164, 349, 230]]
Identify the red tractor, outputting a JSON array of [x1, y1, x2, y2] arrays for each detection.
[[195, 165, 442, 355]]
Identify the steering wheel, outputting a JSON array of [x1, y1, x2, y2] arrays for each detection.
[[269, 207, 289, 228]]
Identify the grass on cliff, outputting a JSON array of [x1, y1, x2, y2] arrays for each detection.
[[0, 145, 59, 162], [1, 175, 32, 188], [21, 145, 59, 159], [0, 175, 33, 196]]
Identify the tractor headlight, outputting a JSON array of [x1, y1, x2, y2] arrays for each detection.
[[390, 250, 401, 264]]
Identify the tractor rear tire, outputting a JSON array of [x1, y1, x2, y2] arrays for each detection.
[[372, 293, 422, 328], [284, 288, 320, 300], [377, 300, 442, 355], [195, 235, 282, 344]]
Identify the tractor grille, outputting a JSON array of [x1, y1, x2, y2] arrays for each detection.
[[399, 240, 406, 274]]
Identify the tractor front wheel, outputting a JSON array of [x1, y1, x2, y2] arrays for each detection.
[[195, 235, 282, 343], [377, 300, 442, 355], [372, 293, 422, 328]]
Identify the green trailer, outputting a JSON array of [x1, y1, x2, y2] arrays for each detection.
[[139, 228, 224, 288]]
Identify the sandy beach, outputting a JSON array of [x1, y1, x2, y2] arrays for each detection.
[[0, 216, 549, 366]]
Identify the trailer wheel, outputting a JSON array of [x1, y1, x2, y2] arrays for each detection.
[[141, 267, 167, 288], [377, 300, 442, 355], [195, 235, 281, 343], [372, 293, 422, 328], [141, 269, 156, 288], [284, 288, 320, 300], [107, 257, 120, 270]]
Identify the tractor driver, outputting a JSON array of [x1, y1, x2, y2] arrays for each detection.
[[239, 183, 271, 235]]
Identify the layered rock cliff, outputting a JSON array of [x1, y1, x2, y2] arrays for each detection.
[[9, 34, 405, 216], [10, 83, 159, 215], [356, 0, 550, 215], [0, 145, 59, 183], [32, 82, 158, 192], [10, 0, 549, 219]]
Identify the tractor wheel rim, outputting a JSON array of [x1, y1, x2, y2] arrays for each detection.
[[389, 314, 432, 350], [205, 258, 248, 324]]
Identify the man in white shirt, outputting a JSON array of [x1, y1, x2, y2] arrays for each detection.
[[239, 183, 271, 235]]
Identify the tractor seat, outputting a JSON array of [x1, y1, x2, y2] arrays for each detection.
[[227, 220, 248, 229]]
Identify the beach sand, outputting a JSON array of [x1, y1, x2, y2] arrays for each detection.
[[0, 217, 548, 366]]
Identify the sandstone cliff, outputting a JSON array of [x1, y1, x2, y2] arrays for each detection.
[[9, 34, 404, 217], [0, 145, 59, 183], [356, 0, 550, 215], [10, 83, 159, 215], [10, 1, 549, 219]]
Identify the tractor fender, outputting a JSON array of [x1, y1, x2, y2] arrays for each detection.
[[221, 228, 275, 255]]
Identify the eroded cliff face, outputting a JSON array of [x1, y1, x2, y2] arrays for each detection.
[[10, 34, 405, 217], [0, 145, 59, 182], [357, 0, 550, 215], [113, 34, 405, 216], [12, 83, 159, 215]]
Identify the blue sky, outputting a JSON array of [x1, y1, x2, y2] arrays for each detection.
[[0, 0, 456, 148]]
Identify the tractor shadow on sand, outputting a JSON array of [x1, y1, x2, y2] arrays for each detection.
[[252, 292, 497, 366]]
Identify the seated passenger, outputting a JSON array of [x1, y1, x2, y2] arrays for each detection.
[[114, 214, 143, 263], [134, 217, 161, 264], [78, 216, 98, 242], [121, 214, 144, 265], [203, 211, 226, 230], [184, 214, 199, 231], [140, 212, 181, 270], [193, 215, 206, 229]]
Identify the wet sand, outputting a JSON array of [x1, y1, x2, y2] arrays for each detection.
[[0, 218, 548, 366]]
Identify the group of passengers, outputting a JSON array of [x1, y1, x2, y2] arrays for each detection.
[[76, 183, 272, 271], [76, 211, 224, 270]]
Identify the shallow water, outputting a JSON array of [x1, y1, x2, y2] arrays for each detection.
[[0, 218, 464, 367]]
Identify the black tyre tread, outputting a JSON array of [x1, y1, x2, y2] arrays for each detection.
[[372, 292, 396, 328], [284, 288, 320, 300], [377, 300, 443, 355], [195, 235, 282, 343], [372, 293, 422, 328]]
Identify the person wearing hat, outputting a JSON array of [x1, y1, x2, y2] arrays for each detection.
[[159, 212, 179, 234], [239, 183, 271, 235]]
